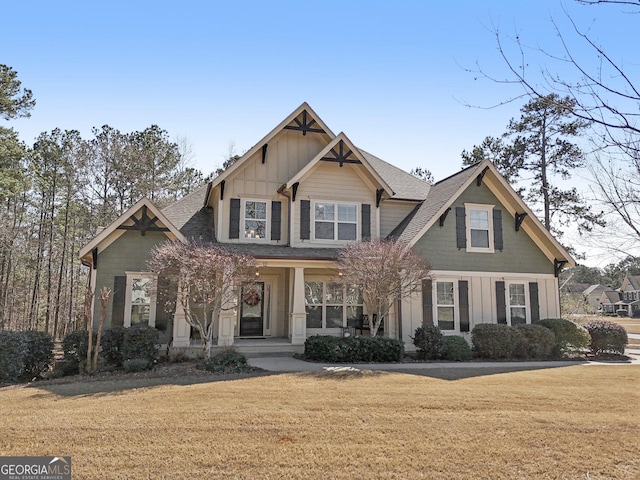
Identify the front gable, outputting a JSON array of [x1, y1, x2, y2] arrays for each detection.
[[413, 181, 554, 274]]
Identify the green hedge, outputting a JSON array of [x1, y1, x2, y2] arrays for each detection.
[[513, 324, 556, 359], [443, 335, 472, 361], [583, 320, 628, 355], [304, 335, 404, 363], [471, 324, 522, 359], [0, 330, 54, 383], [534, 318, 590, 356], [203, 349, 253, 374], [412, 325, 446, 360]]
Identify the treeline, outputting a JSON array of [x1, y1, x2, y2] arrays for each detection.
[[0, 124, 205, 338]]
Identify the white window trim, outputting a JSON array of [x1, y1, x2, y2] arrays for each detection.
[[124, 272, 157, 328], [242, 198, 270, 242], [432, 279, 459, 333], [505, 281, 530, 326], [465, 203, 495, 253], [304, 277, 364, 331], [311, 200, 359, 243]]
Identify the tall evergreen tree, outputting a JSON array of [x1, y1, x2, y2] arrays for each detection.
[[463, 94, 604, 236]]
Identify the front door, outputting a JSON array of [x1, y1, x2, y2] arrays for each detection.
[[240, 282, 266, 337]]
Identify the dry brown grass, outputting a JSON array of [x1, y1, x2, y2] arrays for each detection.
[[1, 365, 638, 480]]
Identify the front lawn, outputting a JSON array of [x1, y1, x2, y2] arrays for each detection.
[[0, 365, 638, 479]]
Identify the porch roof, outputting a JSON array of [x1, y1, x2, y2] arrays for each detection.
[[211, 243, 340, 261]]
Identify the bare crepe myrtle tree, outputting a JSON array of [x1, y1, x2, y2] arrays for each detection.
[[148, 241, 255, 358], [335, 239, 431, 337]]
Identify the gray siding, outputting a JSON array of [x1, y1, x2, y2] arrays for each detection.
[[92, 230, 169, 328], [414, 183, 553, 274]]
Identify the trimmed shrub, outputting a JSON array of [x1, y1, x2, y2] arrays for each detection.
[[203, 349, 252, 374], [513, 324, 556, 359], [535, 318, 590, 356], [443, 335, 472, 361], [20, 330, 54, 379], [0, 331, 27, 383], [123, 358, 153, 373], [304, 335, 404, 363], [471, 324, 522, 359], [583, 320, 628, 355], [412, 325, 446, 360], [122, 326, 159, 365], [100, 326, 126, 367], [60, 330, 96, 376], [616, 309, 627, 317]]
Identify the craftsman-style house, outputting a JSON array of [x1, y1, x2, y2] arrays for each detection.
[[79, 103, 575, 352]]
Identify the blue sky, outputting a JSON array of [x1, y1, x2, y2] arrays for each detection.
[[3, 1, 636, 264]]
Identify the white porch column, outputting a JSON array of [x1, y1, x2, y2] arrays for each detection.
[[289, 266, 307, 345], [172, 300, 191, 347], [217, 308, 236, 346]]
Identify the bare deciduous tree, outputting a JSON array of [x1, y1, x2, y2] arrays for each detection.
[[148, 242, 255, 358], [335, 239, 430, 337]]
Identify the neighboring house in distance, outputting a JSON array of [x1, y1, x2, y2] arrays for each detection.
[[598, 290, 622, 315], [79, 103, 575, 353], [617, 275, 640, 317], [583, 284, 607, 312]]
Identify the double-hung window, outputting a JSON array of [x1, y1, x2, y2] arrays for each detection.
[[507, 282, 528, 325], [314, 202, 357, 241], [124, 272, 157, 328], [465, 203, 494, 253], [435, 281, 456, 331], [243, 199, 268, 240]]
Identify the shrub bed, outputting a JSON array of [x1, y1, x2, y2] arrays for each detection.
[[203, 349, 254, 374], [0, 330, 54, 383], [471, 324, 522, 359], [443, 335, 472, 361], [0, 331, 27, 383], [513, 324, 556, 359], [304, 335, 404, 363], [412, 325, 446, 360], [534, 318, 590, 357], [583, 320, 628, 355]]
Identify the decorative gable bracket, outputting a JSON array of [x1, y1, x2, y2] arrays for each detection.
[[321, 140, 361, 167], [554, 259, 568, 277], [376, 189, 384, 208], [515, 212, 527, 231], [439, 207, 451, 227], [476, 166, 490, 186], [116, 205, 170, 236], [283, 110, 327, 136]]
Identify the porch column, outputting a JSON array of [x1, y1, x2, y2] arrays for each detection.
[[289, 266, 307, 345], [172, 300, 190, 348], [218, 277, 236, 346]]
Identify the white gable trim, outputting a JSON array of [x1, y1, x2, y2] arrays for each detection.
[[206, 103, 336, 205], [79, 197, 186, 264], [284, 132, 394, 196]]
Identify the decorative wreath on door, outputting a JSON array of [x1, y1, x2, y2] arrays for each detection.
[[243, 290, 261, 306]]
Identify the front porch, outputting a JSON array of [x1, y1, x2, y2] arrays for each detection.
[[169, 337, 304, 358]]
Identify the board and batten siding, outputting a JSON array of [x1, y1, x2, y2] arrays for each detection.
[[292, 162, 378, 247], [379, 200, 420, 238], [413, 183, 554, 274], [92, 230, 169, 329], [218, 129, 327, 243], [400, 271, 560, 349]]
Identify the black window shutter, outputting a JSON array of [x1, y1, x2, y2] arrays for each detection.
[[361, 204, 371, 240], [455, 207, 466, 249], [496, 281, 507, 324], [493, 209, 503, 250], [271, 201, 281, 241], [422, 279, 433, 326], [529, 282, 540, 322], [229, 198, 240, 239], [459, 280, 470, 332], [112, 275, 127, 328], [300, 200, 310, 240]]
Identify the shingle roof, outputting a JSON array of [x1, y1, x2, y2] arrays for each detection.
[[602, 290, 622, 303], [392, 162, 483, 243], [625, 275, 640, 290], [162, 185, 214, 242], [216, 244, 340, 260], [359, 150, 430, 201]]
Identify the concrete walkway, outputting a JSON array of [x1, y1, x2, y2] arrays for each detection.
[[248, 353, 640, 373]]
